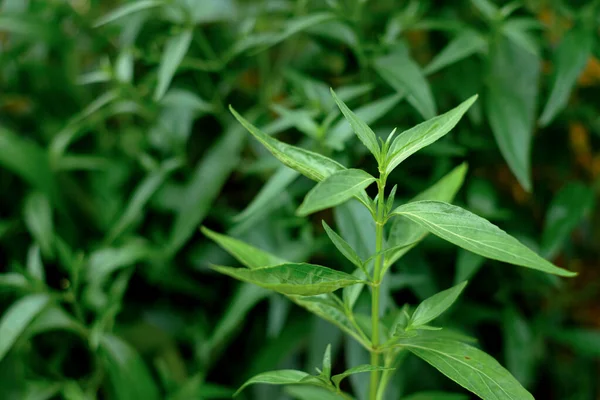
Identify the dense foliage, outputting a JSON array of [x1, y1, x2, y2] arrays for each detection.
[[0, 0, 599, 399]]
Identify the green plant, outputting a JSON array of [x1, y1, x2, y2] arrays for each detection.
[[203, 90, 576, 400]]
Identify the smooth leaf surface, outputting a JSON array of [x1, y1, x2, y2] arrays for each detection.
[[94, 0, 165, 27], [424, 29, 486, 75], [391, 201, 576, 276], [234, 370, 325, 396], [212, 263, 363, 296], [402, 391, 469, 400], [331, 365, 394, 389], [154, 29, 193, 101], [23, 192, 54, 258], [297, 169, 376, 216], [322, 221, 364, 271], [408, 281, 468, 329]]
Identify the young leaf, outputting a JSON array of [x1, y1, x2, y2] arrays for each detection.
[[391, 201, 576, 277], [201, 227, 287, 269], [234, 370, 326, 396], [321, 344, 332, 379], [94, 0, 165, 27], [424, 29, 486, 75], [211, 263, 363, 296], [396, 335, 534, 400], [154, 29, 193, 101], [271, 105, 320, 138], [385, 96, 477, 175], [24, 192, 54, 258], [297, 169, 376, 216], [331, 365, 394, 390], [26, 245, 45, 282], [330, 88, 380, 160], [322, 221, 364, 271], [407, 281, 468, 329], [539, 24, 594, 126], [0, 294, 50, 362]]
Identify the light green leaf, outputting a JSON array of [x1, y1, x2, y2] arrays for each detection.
[[23, 192, 54, 258], [402, 391, 469, 400], [234, 370, 325, 397], [297, 169, 376, 216], [424, 29, 486, 75], [94, 0, 165, 27], [331, 365, 394, 390], [408, 281, 468, 329], [271, 105, 320, 138], [285, 386, 348, 400], [385, 96, 476, 175], [391, 201, 576, 277], [154, 29, 193, 101], [330, 88, 380, 160], [161, 89, 213, 113], [201, 227, 287, 269], [322, 221, 364, 271], [212, 263, 363, 296], [539, 24, 594, 126], [321, 344, 332, 379], [26, 306, 86, 337], [470, 0, 498, 20], [397, 335, 533, 400], [486, 37, 539, 191], [26, 245, 45, 282], [374, 49, 437, 119], [0, 294, 50, 363], [86, 239, 156, 283]]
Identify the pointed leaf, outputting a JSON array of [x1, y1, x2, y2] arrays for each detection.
[[454, 249, 485, 284], [154, 29, 193, 101], [94, 0, 165, 27], [402, 391, 469, 400], [322, 221, 364, 271], [391, 201, 576, 277], [408, 281, 468, 329], [24, 192, 54, 258], [321, 344, 332, 379], [424, 29, 486, 75], [330, 88, 380, 159], [212, 263, 363, 296], [234, 370, 325, 396], [385, 96, 477, 175], [331, 365, 394, 390], [396, 335, 533, 400], [297, 169, 375, 216]]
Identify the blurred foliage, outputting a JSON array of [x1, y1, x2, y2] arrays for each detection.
[[0, 0, 599, 399]]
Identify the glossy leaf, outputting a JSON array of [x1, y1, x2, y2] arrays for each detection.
[[397, 335, 534, 400], [0, 294, 50, 362], [234, 370, 327, 396], [94, 0, 165, 27], [330, 88, 380, 159], [391, 201, 576, 277], [154, 29, 193, 101], [297, 169, 376, 216], [408, 281, 468, 329], [212, 263, 363, 296], [322, 221, 364, 271], [385, 96, 477, 175], [331, 365, 394, 390], [424, 29, 486, 75]]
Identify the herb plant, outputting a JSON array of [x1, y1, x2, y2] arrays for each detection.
[[204, 91, 576, 400]]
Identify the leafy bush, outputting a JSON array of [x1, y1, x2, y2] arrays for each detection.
[[0, 0, 599, 399]]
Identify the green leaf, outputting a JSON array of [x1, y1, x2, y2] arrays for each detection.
[[374, 49, 437, 119], [271, 105, 320, 138], [470, 0, 498, 20], [26, 245, 45, 282], [330, 88, 380, 160], [397, 335, 533, 400], [385, 96, 476, 175], [285, 386, 348, 400], [297, 169, 376, 216], [486, 37, 540, 191], [212, 263, 363, 296], [551, 329, 600, 358], [0, 294, 50, 363], [201, 227, 287, 269], [26, 306, 86, 337], [541, 182, 594, 259], [234, 370, 325, 397], [321, 344, 332, 379], [154, 29, 193, 101], [503, 307, 535, 387], [408, 281, 468, 329], [424, 29, 486, 75], [454, 249, 485, 284], [401, 391, 469, 400], [94, 0, 165, 27], [86, 239, 156, 283], [391, 201, 576, 277], [331, 365, 394, 390], [322, 221, 364, 271], [539, 24, 594, 126]]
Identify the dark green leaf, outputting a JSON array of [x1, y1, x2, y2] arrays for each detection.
[[424, 29, 486, 75], [331, 365, 394, 390], [154, 29, 193, 101], [322, 221, 364, 271]]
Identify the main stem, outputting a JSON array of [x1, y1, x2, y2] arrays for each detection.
[[369, 175, 386, 400]]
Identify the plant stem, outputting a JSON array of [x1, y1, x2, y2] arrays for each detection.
[[370, 175, 387, 400]]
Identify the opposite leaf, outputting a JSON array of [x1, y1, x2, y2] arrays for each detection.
[[297, 169, 376, 216], [322, 221, 364, 271], [212, 263, 363, 296], [331, 365, 394, 390], [408, 281, 468, 329], [234, 370, 327, 397], [391, 201, 576, 277]]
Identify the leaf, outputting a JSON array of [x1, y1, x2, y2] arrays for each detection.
[[94, 0, 165, 27], [503, 307, 535, 387], [454, 249, 485, 284], [330, 88, 380, 159], [201, 227, 287, 269], [26, 306, 86, 337], [154, 29, 193, 101], [385, 96, 477, 175], [331, 365, 394, 390], [322, 221, 364, 271], [401, 391, 469, 400], [408, 281, 468, 329], [0, 294, 50, 363], [86, 239, 156, 283], [486, 37, 540, 191], [391, 201, 576, 277], [397, 335, 534, 400], [539, 24, 594, 126], [424, 29, 487, 75], [321, 344, 332, 379], [374, 49, 437, 119], [285, 386, 348, 400], [161, 89, 213, 113], [212, 263, 363, 296], [234, 370, 326, 396], [26, 245, 45, 282], [271, 105, 320, 138], [541, 182, 594, 259], [297, 169, 376, 216], [551, 329, 600, 358]]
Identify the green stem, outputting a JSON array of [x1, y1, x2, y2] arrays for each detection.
[[369, 175, 387, 400]]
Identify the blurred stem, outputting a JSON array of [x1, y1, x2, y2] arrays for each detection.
[[370, 174, 387, 400]]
